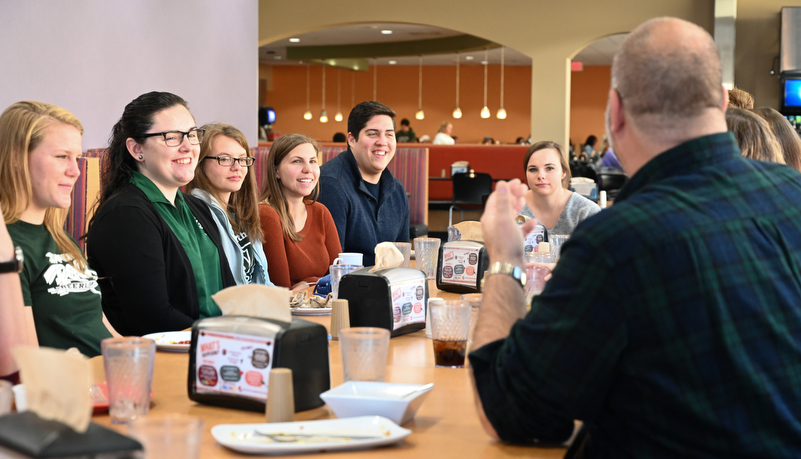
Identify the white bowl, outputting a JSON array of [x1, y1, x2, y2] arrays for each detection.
[[320, 381, 434, 425]]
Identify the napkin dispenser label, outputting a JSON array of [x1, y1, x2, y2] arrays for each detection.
[[524, 224, 548, 253], [436, 240, 490, 293], [193, 329, 277, 402], [188, 316, 329, 412], [339, 267, 428, 337]]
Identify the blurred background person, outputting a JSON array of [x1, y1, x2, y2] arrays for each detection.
[[728, 86, 755, 109], [186, 123, 272, 286], [726, 107, 784, 164], [0, 101, 116, 358], [395, 118, 417, 143], [580, 134, 599, 163], [519, 141, 599, 235], [432, 121, 455, 145], [259, 134, 340, 290], [599, 134, 622, 169], [752, 106, 801, 172], [332, 132, 347, 142], [87, 92, 235, 336]]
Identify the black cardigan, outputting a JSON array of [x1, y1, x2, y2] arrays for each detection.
[[86, 183, 236, 336]]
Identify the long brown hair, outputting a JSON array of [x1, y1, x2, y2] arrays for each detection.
[[0, 101, 87, 271], [523, 141, 571, 189], [185, 123, 263, 241], [752, 107, 801, 172], [259, 134, 320, 242], [726, 107, 785, 165]]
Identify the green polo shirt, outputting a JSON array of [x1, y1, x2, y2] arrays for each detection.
[[131, 172, 223, 317]]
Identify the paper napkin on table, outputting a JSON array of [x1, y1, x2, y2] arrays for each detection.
[[11, 346, 92, 433], [212, 284, 292, 323], [373, 242, 404, 270], [454, 221, 483, 243]]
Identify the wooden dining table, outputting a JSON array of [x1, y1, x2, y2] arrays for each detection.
[[90, 280, 568, 458]]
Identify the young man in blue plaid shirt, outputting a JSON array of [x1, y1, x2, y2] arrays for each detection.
[[471, 17, 801, 458]]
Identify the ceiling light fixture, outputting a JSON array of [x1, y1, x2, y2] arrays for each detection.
[[289, 37, 300, 43], [481, 50, 490, 119], [320, 64, 328, 123], [381, 29, 393, 35], [303, 64, 312, 120], [389, 60, 397, 65], [415, 56, 425, 120], [497, 47, 507, 120], [465, 56, 474, 61], [335, 68, 343, 122], [452, 54, 462, 119]]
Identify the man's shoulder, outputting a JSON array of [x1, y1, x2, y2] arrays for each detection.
[[320, 150, 350, 175]]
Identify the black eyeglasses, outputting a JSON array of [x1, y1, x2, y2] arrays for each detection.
[[203, 156, 255, 167], [142, 128, 205, 147]]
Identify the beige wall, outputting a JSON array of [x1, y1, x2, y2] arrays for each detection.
[[735, 1, 801, 108], [259, 0, 713, 148]]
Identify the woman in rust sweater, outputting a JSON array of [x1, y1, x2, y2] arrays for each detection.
[[259, 134, 340, 290]]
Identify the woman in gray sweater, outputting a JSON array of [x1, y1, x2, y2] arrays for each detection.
[[518, 141, 599, 236]]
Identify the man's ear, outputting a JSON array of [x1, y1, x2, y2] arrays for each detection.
[[347, 132, 356, 148], [608, 89, 625, 135], [721, 85, 729, 112]]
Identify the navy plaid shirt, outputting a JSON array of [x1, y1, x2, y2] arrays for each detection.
[[471, 133, 801, 458]]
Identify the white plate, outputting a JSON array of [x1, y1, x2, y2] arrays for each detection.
[[290, 307, 332, 316], [142, 331, 191, 352], [211, 416, 410, 454]]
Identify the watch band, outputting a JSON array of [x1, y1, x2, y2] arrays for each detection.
[[0, 246, 24, 274], [482, 261, 526, 290]]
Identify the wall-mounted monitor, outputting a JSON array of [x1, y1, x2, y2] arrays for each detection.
[[781, 75, 801, 116]]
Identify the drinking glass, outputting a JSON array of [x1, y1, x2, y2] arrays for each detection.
[[330, 263, 361, 300], [102, 337, 156, 424], [414, 237, 441, 280], [339, 327, 390, 382], [430, 301, 471, 368]]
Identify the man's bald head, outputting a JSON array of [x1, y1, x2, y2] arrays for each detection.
[[612, 18, 725, 136]]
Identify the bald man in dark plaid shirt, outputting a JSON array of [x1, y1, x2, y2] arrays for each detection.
[[470, 18, 801, 458]]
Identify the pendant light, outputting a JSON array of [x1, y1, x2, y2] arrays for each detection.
[[415, 56, 425, 120], [303, 64, 312, 120], [334, 68, 343, 122], [480, 50, 490, 119], [452, 54, 462, 119], [319, 64, 328, 123], [496, 47, 507, 119]]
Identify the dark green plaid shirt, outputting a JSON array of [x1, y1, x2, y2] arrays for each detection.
[[471, 132, 801, 458]]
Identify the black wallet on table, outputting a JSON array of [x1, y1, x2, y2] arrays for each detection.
[[0, 412, 142, 458]]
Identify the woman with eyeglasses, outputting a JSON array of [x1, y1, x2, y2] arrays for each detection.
[[259, 134, 340, 290], [185, 123, 272, 286], [86, 92, 235, 336]]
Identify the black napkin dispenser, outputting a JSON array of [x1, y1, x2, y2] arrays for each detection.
[[0, 412, 142, 458], [338, 267, 428, 337], [188, 315, 330, 412], [436, 240, 491, 293]]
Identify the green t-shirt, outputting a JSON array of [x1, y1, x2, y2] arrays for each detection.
[[7, 220, 111, 357], [130, 172, 223, 318]]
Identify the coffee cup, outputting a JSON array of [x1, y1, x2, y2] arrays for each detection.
[[333, 252, 363, 266]]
